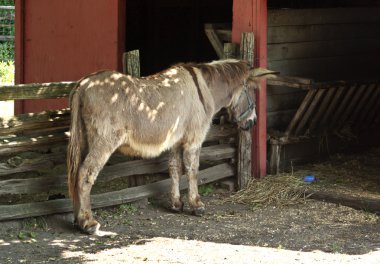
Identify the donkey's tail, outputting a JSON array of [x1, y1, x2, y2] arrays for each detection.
[[67, 85, 84, 200]]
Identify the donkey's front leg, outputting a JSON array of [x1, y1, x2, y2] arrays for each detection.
[[169, 145, 184, 212], [183, 146, 204, 216]]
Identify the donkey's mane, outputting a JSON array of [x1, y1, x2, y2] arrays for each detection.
[[143, 60, 250, 89]]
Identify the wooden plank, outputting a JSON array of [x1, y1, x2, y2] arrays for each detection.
[[285, 89, 317, 136], [360, 84, 380, 126], [0, 82, 76, 101], [0, 133, 68, 156], [319, 86, 346, 130], [0, 145, 235, 194], [268, 8, 380, 26], [335, 84, 367, 132], [349, 84, 376, 125], [267, 85, 305, 96], [268, 23, 380, 44], [204, 23, 231, 42], [268, 54, 380, 81], [294, 88, 325, 136], [0, 153, 64, 177], [267, 76, 312, 89], [0, 124, 237, 156], [216, 29, 232, 42], [0, 163, 234, 221], [308, 87, 336, 134], [268, 38, 380, 61], [268, 142, 281, 175], [366, 92, 380, 126], [0, 108, 70, 135], [204, 24, 224, 59], [307, 191, 380, 215], [328, 84, 357, 131]]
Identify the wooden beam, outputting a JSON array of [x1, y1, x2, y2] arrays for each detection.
[[268, 23, 380, 44], [307, 191, 380, 215], [0, 82, 76, 101], [204, 24, 224, 59], [267, 76, 313, 89], [0, 108, 71, 135], [0, 123, 236, 156], [0, 144, 236, 194], [285, 89, 317, 137], [294, 88, 325, 136], [0, 163, 235, 221], [268, 8, 380, 26]]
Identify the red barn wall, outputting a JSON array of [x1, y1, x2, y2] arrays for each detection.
[[15, 0, 125, 114]]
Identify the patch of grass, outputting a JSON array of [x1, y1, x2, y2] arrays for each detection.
[[198, 183, 215, 196], [22, 216, 48, 231], [118, 203, 138, 215], [18, 231, 36, 240], [327, 242, 342, 253]]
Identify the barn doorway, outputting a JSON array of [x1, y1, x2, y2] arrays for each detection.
[[125, 0, 232, 76]]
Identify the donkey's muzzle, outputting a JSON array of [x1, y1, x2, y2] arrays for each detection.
[[240, 119, 255, 131]]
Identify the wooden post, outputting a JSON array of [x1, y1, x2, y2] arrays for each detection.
[[233, 0, 268, 178], [123, 50, 140, 77], [122, 50, 144, 190], [224, 40, 253, 189], [223, 43, 239, 59], [237, 33, 254, 189]]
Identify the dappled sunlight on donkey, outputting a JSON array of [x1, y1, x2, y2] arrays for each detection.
[[67, 59, 276, 234]]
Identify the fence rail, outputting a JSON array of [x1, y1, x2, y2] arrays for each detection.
[[0, 77, 239, 221]]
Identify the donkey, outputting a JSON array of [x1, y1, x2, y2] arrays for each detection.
[[67, 59, 275, 234]]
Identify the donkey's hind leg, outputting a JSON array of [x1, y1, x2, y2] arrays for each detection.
[[183, 146, 204, 216], [169, 145, 184, 212], [73, 141, 118, 234]]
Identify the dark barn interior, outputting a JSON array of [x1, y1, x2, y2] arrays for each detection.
[[125, 0, 232, 76], [264, 0, 380, 174]]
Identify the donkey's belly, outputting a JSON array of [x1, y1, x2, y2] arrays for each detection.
[[118, 133, 181, 159]]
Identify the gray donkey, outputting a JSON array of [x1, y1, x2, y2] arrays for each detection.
[[67, 59, 275, 234]]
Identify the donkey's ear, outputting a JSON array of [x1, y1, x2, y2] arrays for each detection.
[[247, 68, 279, 89], [251, 68, 279, 79]]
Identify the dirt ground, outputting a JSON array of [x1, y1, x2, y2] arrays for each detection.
[[0, 191, 379, 264]]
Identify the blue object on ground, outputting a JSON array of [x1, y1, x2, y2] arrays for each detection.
[[303, 175, 316, 183]]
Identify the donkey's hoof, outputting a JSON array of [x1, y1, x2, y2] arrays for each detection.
[[171, 202, 184, 213], [83, 221, 101, 235], [192, 207, 205, 216]]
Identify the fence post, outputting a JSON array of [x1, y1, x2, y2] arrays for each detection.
[[238, 32, 254, 189], [224, 39, 253, 190]]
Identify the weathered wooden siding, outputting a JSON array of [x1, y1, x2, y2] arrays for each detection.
[[267, 7, 380, 130]]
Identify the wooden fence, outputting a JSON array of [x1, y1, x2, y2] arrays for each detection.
[[0, 41, 263, 221], [0, 79, 240, 221], [0, 5, 14, 41]]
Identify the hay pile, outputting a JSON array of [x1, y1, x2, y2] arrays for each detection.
[[226, 175, 312, 207]]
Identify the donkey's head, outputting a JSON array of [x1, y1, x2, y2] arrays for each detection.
[[228, 67, 278, 130]]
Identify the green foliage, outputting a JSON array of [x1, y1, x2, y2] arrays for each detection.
[[198, 183, 215, 196], [0, 59, 14, 84], [0, 42, 14, 61], [118, 203, 138, 214], [0, 0, 14, 5]]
